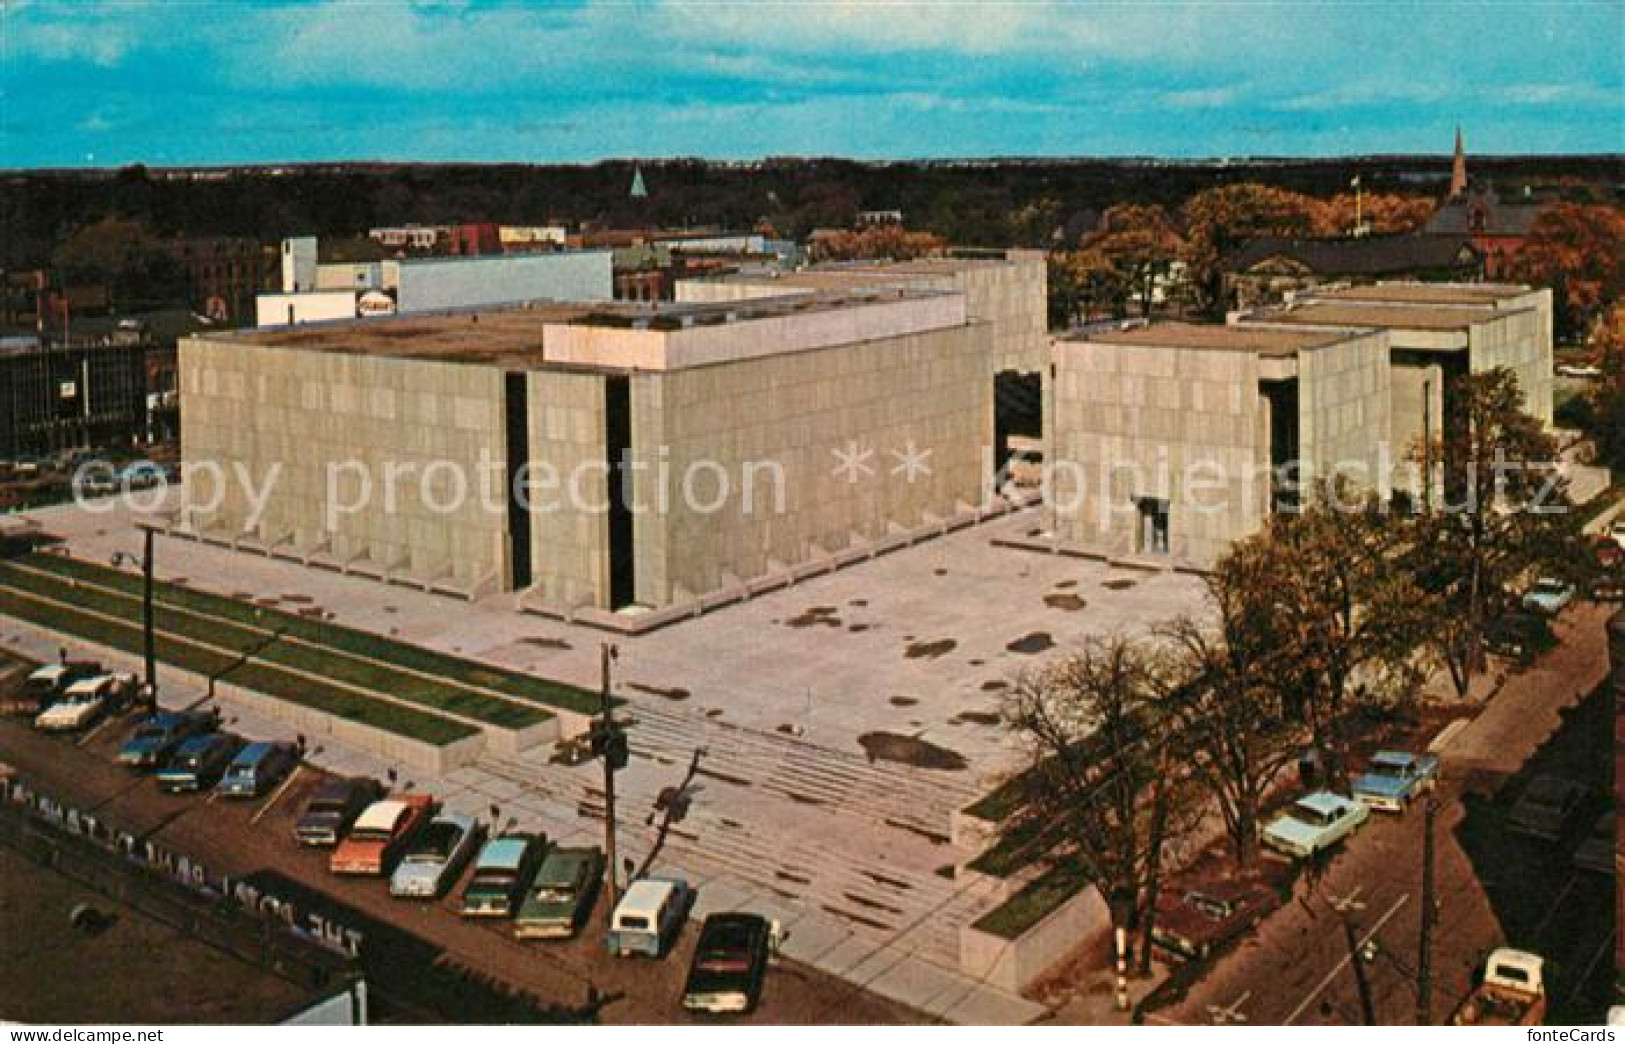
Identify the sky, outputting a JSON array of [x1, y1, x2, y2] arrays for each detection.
[[3, 0, 1622, 168]]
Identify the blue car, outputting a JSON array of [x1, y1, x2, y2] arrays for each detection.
[[116, 711, 215, 771], [1351, 751, 1440, 813], [156, 733, 241, 793]]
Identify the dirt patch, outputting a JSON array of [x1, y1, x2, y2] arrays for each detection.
[[933, 568, 948, 576], [704, 707, 724, 718], [1043, 593, 1087, 611], [889, 696, 919, 707], [522, 636, 571, 650], [905, 638, 956, 660], [1102, 577, 1138, 591], [980, 679, 1009, 692], [848, 623, 871, 633], [968, 658, 985, 667], [628, 681, 690, 702], [1006, 632, 1054, 655], [786, 606, 842, 628], [849, 598, 868, 607], [280, 594, 314, 605], [858, 732, 967, 771], [952, 710, 1003, 727], [1054, 580, 1078, 590]]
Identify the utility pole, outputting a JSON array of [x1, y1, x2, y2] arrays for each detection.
[[1342, 916, 1378, 1026], [112, 525, 158, 705], [1417, 798, 1438, 1025], [593, 642, 627, 909]]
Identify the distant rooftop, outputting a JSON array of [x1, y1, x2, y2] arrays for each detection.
[[201, 287, 965, 371], [1312, 282, 1533, 305], [1247, 301, 1513, 331], [1068, 321, 1353, 358]]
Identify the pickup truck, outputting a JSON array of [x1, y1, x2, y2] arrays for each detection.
[[1351, 751, 1439, 813], [1452, 948, 1546, 1026]]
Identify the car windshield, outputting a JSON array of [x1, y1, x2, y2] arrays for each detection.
[[619, 915, 651, 931], [133, 724, 167, 741], [1533, 580, 1566, 595], [1293, 803, 1335, 827], [409, 823, 461, 860], [307, 797, 348, 814], [1189, 894, 1234, 920], [1370, 760, 1408, 778], [533, 883, 575, 902], [473, 870, 517, 888]]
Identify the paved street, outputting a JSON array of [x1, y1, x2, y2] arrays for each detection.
[[1154, 601, 1617, 1026]]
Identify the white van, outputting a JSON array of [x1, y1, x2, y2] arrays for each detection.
[[606, 876, 692, 958]]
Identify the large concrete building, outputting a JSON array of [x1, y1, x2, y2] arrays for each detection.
[[1046, 322, 1391, 565], [179, 290, 995, 616], [1237, 282, 1553, 497], [677, 253, 1049, 473]]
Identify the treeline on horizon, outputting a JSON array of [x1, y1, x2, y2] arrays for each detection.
[[3, 154, 1622, 270]]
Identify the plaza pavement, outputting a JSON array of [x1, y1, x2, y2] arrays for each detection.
[[6, 497, 1212, 1023]]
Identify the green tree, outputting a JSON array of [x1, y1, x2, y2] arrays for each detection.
[[1407, 368, 1584, 696]]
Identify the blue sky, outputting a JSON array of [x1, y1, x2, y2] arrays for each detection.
[[4, 0, 1622, 167]]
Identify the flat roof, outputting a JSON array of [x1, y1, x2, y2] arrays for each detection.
[[1248, 302, 1501, 331], [1067, 321, 1351, 357], [1314, 282, 1532, 305], [206, 288, 961, 371]]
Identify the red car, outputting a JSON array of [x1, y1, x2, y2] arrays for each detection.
[[330, 794, 434, 875], [1150, 879, 1280, 960]]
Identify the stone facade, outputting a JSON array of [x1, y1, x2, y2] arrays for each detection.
[[1046, 324, 1390, 567], [179, 291, 994, 612]]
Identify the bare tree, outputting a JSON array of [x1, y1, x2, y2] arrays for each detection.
[[1000, 636, 1196, 969]]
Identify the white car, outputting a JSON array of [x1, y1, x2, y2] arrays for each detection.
[[1555, 364, 1602, 379], [1262, 791, 1371, 860], [1611, 520, 1625, 552], [1521, 577, 1576, 616], [34, 673, 135, 732]]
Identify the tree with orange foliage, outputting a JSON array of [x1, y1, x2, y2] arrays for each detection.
[[1507, 203, 1625, 341], [1082, 203, 1188, 318], [1181, 184, 1323, 313], [807, 224, 946, 263], [1314, 193, 1436, 237]]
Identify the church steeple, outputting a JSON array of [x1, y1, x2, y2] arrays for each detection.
[[1449, 126, 1468, 199]]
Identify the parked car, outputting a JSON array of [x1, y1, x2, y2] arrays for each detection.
[[1573, 812, 1614, 875], [117, 461, 166, 490], [1556, 364, 1603, 379], [1262, 791, 1370, 860], [682, 912, 779, 1014], [1483, 611, 1556, 663], [294, 777, 386, 847], [155, 733, 242, 793], [331, 795, 434, 876], [116, 710, 215, 770], [1351, 751, 1440, 813], [34, 672, 136, 732], [606, 876, 692, 957], [515, 846, 604, 940], [461, 833, 546, 917], [1611, 519, 1625, 552], [389, 811, 482, 898], [1521, 577, 1576, 616], [1506, 775, 1590, 841], [1150, 880, 1281, 961], [5, 661, 102, 715], [1453, 948, 1547, 1026], [215, 741, 299, 799]]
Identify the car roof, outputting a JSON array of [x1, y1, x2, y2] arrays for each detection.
[[355, 799, 410, 831], [177, 733, 228, 753], [29, 664, 67, 680], [1371, 751, 1415, 766], [477, 836, 533, 869], [231, 741, 283, 762], [617, 877, 679, 918], [1296, 791, 1350, 814], [62, 674, 113, 695], [538, 847, 597, 879]]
